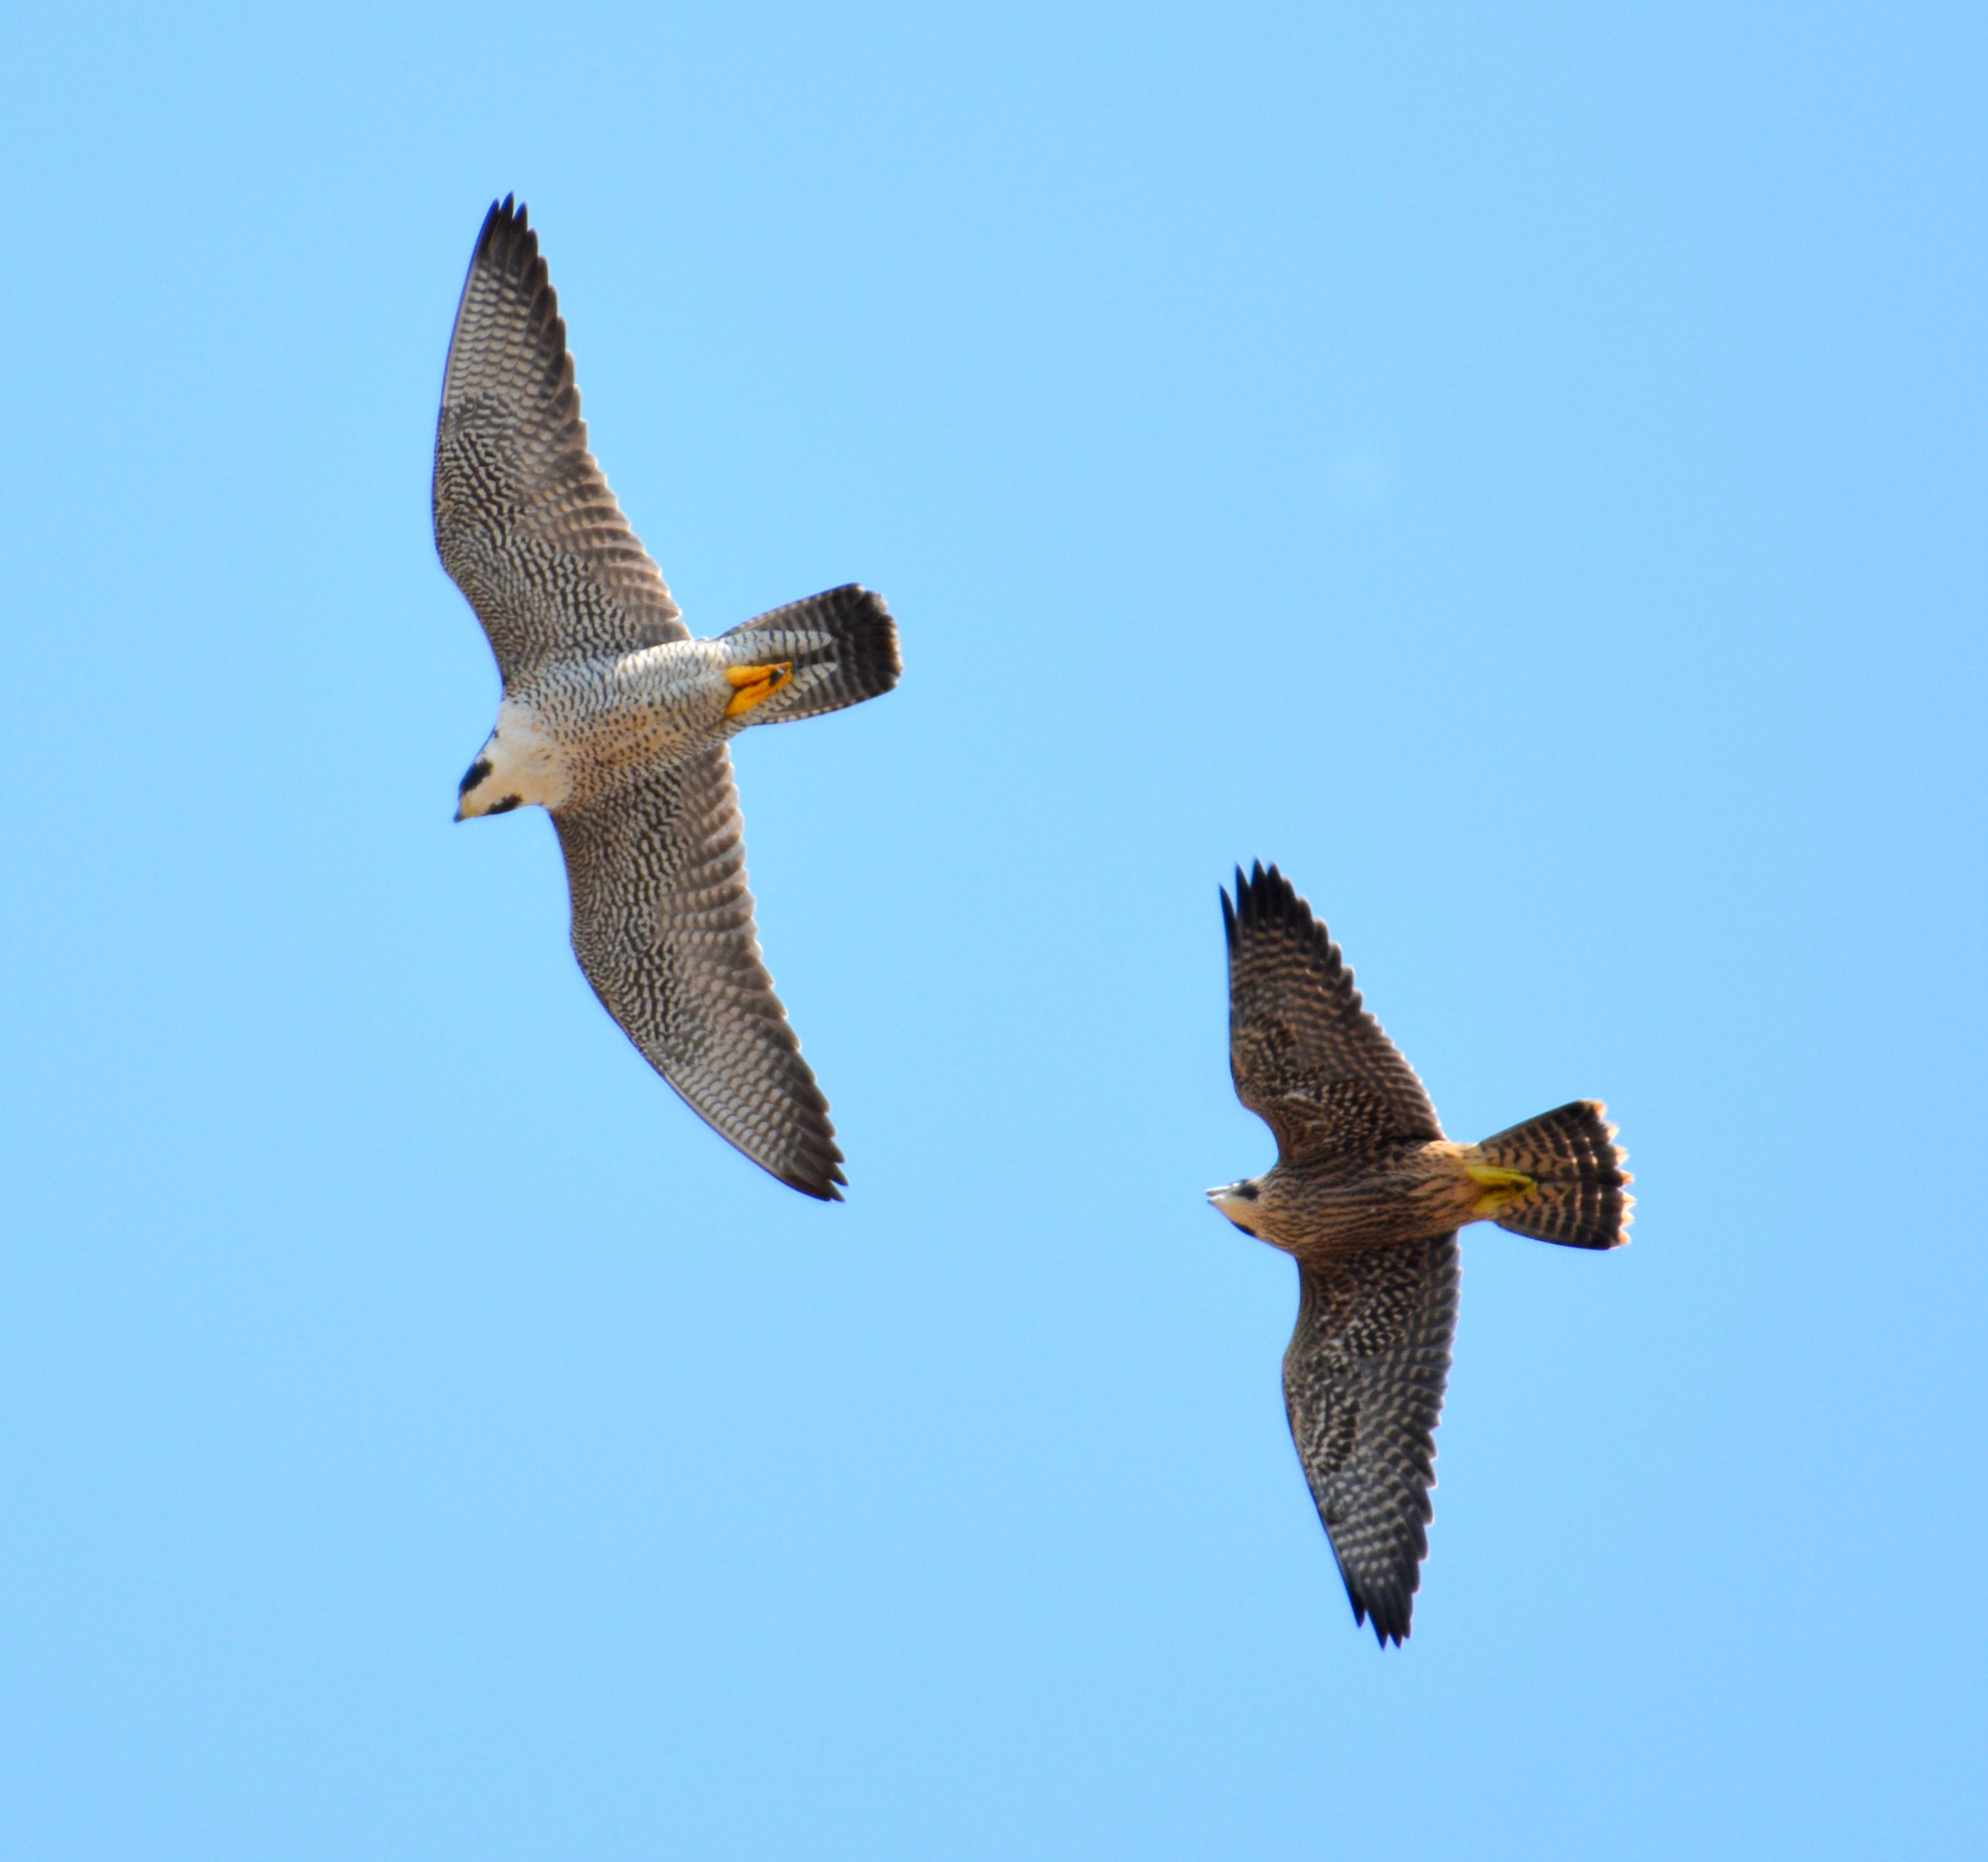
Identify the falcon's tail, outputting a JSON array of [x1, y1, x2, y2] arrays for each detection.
[[723, 584, 901, 724], [1473, 1101, 1633, 1250]]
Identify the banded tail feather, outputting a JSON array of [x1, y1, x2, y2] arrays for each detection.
[[1477, 1100, 1633, 1250], [723, 584, 901, 724]]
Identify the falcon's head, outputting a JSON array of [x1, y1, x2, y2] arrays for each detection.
[[455, 707, 571, 820], [1207, 1179, 1265, 1238]]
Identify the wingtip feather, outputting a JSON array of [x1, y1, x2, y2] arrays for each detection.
[[785, 1175, 845, 1203], [1349, 1582, 1414, 1648], [472, 193, 539, 282]]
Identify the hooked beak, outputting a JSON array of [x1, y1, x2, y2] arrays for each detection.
[[455, 755, 494, 823], [1206, 1183, 1259, 1229]]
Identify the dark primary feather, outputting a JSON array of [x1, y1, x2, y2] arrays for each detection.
[[553, 745, 846, 1201], [1224, 862, 1441, 1163], [433, 196, 689, 684], [1283, 1234, 1460, 1645]]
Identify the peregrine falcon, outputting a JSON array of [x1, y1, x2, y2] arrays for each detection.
[[434, 198, 901, 1199], [1209, 864, 1631, 1643]]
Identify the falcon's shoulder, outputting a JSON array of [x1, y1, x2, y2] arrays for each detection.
[[433, 197, 687, 683]]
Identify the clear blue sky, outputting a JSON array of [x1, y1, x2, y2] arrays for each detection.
[[3, 3, 1983, 1856]]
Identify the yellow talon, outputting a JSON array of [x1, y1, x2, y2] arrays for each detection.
[[723, 662, 794, 717], [1466, 1164, 1537, 1217]]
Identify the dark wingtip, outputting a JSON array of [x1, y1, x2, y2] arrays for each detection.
[[1236, 863, 1258, 932], [1230, 860, 1336, 964], [780, 1151, 847, 1201], [1343, 1560, 1414, 1648], [473, 194, 535, 275], [784, 1173, 844, 1203], [1354, 1591, 1412, 1649], [1227, 861, 1295, 943]]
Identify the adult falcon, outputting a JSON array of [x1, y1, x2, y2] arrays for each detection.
[[434, 197, 900, 1199], [1209, 864, 1631, 1643]]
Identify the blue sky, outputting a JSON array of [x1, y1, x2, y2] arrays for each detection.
[[3, 2, 1983, 1855]]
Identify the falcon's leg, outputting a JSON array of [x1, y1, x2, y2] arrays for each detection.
[[1466, 1165, 1537, 1219], [723, 662, 795, 717]]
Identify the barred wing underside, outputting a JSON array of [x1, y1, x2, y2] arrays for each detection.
[[552, 746, 846, 1199], [1225, 862, 1444, 1163], [434, 196, 688, 684], [1283, 1233, 1459, 1645]]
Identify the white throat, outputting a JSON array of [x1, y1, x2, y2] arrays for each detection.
[[459, 700, 572, 816]]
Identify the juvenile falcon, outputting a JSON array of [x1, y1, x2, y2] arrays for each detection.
[[1209, 863, 1631, 1643], [434, 197, 901, 1199]]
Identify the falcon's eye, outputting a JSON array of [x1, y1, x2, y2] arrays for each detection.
[[1237, 1183, 1259, 1200], [460, 758, 494, 793]]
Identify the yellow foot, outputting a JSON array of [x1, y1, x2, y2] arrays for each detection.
[[1466, 1164, 1537, 1218], [723, 662, 795, 717]]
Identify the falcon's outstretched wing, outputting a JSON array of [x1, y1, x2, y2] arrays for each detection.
[[1224, 862, 1442, 1164], [1283, 1234, 1459, 1645], [552, 746, 846, 1199], [434, 196, 688, 685]]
